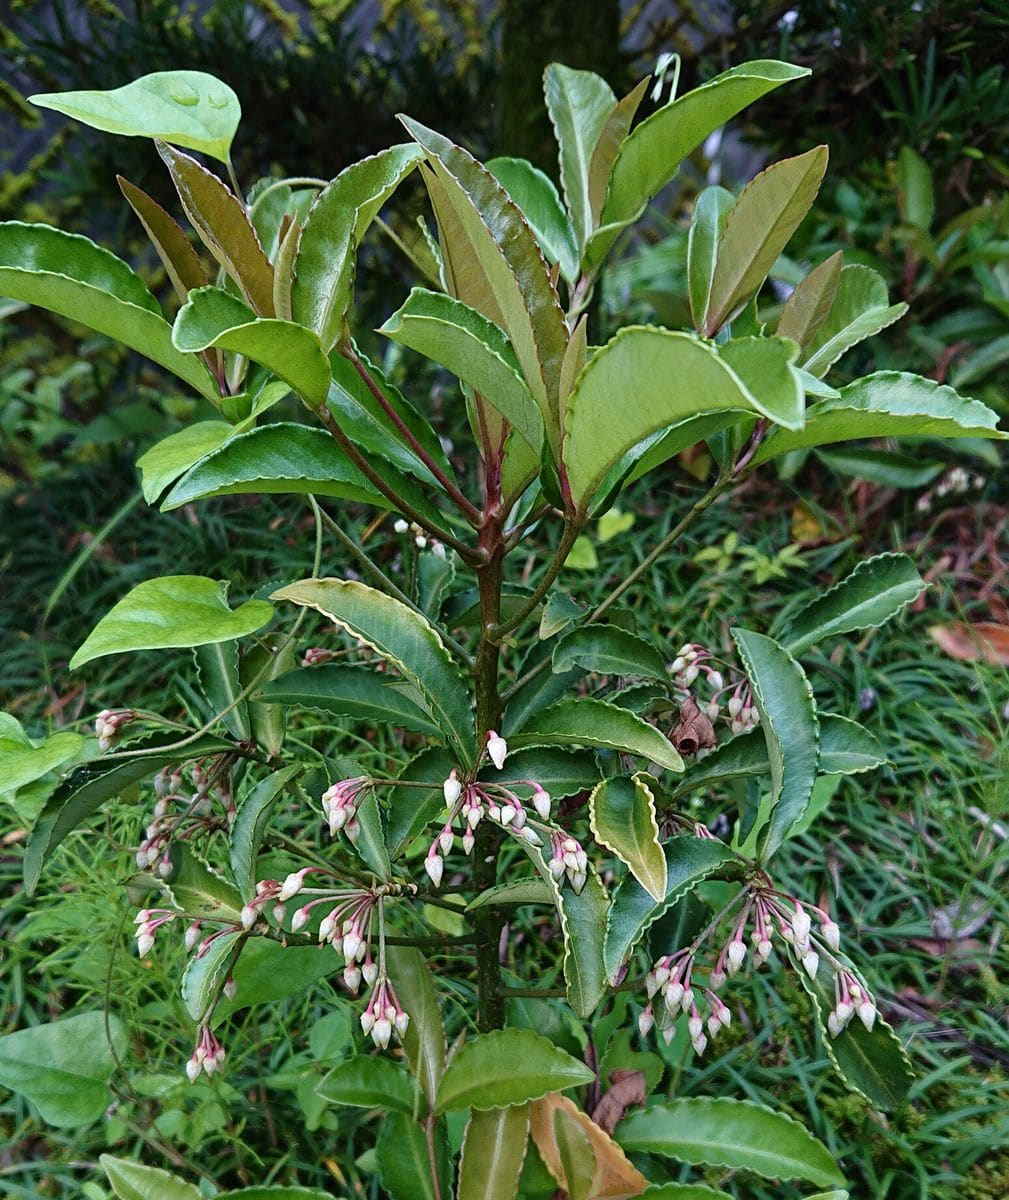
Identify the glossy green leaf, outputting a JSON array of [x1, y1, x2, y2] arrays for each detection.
[[801, 267, 907, 377], [590, 61, 810, 266], [554, 1106, 596, 1200], [640, 1187, 733, 1199], [488, 156, 579, 283], [590, 774, 666, 901], [435, 1029, 593, 1113], [897, 145, 934, 231], [552, 624, 666, 679], [182, 929, 241, 1020], [718, 335, 804, 430], [815, 446, 943, 488], [271, 578, 473, 759], [688, 185, 735, 332], [241, 635, 295, 760], [587, 78, 649, 228], [503, 642, 583, 735], [458, 1104, 531, 1200], [379, 287, 543, 452], [468, 877, 555, 909], [617, 1097, 844, 1188], [511, 697, 683, 772], [544, 64, 617, 250], [377, 1111, 452, 1200], [732, 629, 819, 861], [704, 146, 828, 335], [817, 716, 889, 775], [101, 1155, 202, 1200], [70, 575, 273, 669], [0, 1011, 126, 1129], [384, 746, 456, 860], [118, 175, 207, 302], [173, 286, 330, 406], [224, 1190, 340, 1199], [137, 422, 233, 504], [31, 70, 239, 161], [164, 844, 243, 921], [0, 222, 217, 400], [258, 664, 442, 738], [386, 946, 446, 1112], [211, 937, 333, 1022], [230, 765, 302, 901], [604, 836, 735, 982], [316, 1056, 415, 1112], [23, 731, 233, 894], [756, 372, 1008, 464], [403, 117, 568, 447], [0, 731, 84, 795], [777, 251, 843, 351], [291, 144, 423, 348], [563, 326, 804, 509], [480, 746, 600, 800], [159, 143, 274, 314], [780, 553, 926, 657], [161, 422, 386, 510], [792, 950, 913, 1110], [350, 788, 390, 879]]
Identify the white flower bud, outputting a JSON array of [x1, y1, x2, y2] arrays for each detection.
[[241, 905, 258, 930], [835, 1000, 854, 1025], [462, 830, 475, 854], [514, 825, 542, 845], [662, 1023, 676, 1045], [158, 858, 172, 879], [443, 770, 462, 805], [688, 1015, 703, 1040], [727, 940, 746, 971], [653, 965, 671, 988], [728, 696, 743, 718], [680, 988, 694, 1015], [203, 1053, 219, 1076], [394, 1011, 410, 1037], [224, 977, 237, 1001], [186, 1056, 202, 1083], [279, 870, 307, 902], [319, 913, 336, 942], [709, 968, 726, 991], [827, 1012, 843, 1038], [638, 1008, 654, 1037], [438, 828, 454, 856], [362, 961, 378, 986], [360, 1009, 375, 1035], [498, 804, 516, 826], [414, 534, 427, 548], [791, 905, 812, 946], [683, 664, 699, 685], [707, 701, 720, 720], [372, 1018, 392, 1049], [342, 931, 362, 961], [393, 518, 409, 533], [664, 981, 684, 1011], [272, 903, 287, 923], [802, 950, 820, 980], [671, 656, 686, 674], [532, 787, 551, 820], [691, 1033, 708, 1057], [343, 965, 361, 993], [644, 971, 659, 999], [432, 541, 446, 560], [487, 803, 501, 821], [424, 853, 444, 888], [487, 731, 508, 770], [821, 918, 840, 951], [136, 932, 155, 957], [857, 999, 876, 1031], [677, 643, 693, 658], [707, 1014, 721, 1037], [466, 804, 482, 828], [548, 856, 566, 879], [569, 871, 587, 895], [708, 671, 724, 692], [291, 905, 312, 932], [184, 923, 201, 951], [345, 819, 361, 843]]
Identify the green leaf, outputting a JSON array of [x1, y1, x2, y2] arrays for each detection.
[[590, 774, 666, 901], [897, 145, 934, 231], [182, 929, 240, 1021], [544, 64, 617, 251], [801, 267, 907, 378], [137, 422, 233, 504], [100, 1155, 202, 1200], [229, 765, 302, 901], [223, 1190, 339, 1200], [402, 117, 568, 449], [511, 697, 683, 773], [435, 1029, 594, 1113], [458, 1104, 530, 1200], [271, 578, 473, 760], [118, 175, 208, 302], [173, 286, 329, 405], [604, 836, 735, 982], [777, 251, 843, 352], [31, 70, 239, 162], [241, 635, 295, 760], [377, 1111, 452, 1200], [351, 788, 390, 879], [552, 625, 666, 679], [194, 639, 250, 741], [586, 78, 649, 230], [755, 371, 1008, 463], [159, 144, 274, 315], [161, 422, 385, 510], [563, 325, 804, 508], [386, 946, 446, 1112], [480, 747, 601, 801], [379, 286, 543, 452], [384, 746, 456, 860], [617, 1098, 844, 1187], [0, 1012, 126, 1129], [503, 643, 584, 735], [70, 575, 273, 669], [164, 844, 243, 922], [718, 335, 804, 430], [780, 553, 926, 657], [0, 731, 84, 794], [291, 144, 423, 349], [815, 446, 944, 489], [590, 61, 810, 266], [732, 629, 819, 861], [816, 715, 889, 776], [468, 877, 555, 910], [316, 1056, 415, 1112], [488, 156, 580, 283], [704, 147, 828, 335], [257, 664, 442, 738], [792, 951, 913, 1110], [209, 937, 333, 1023], [640, 1187, 734, 1199], [539, 592, 585, 639], [0, 222, 217, 400], [688, 185, 735, 332], [22, 731, 233, 894]]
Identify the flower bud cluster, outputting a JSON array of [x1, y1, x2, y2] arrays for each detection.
[[133, 907, 177, 957], [186, 1024, 226, 1083], [321, 777, 370, 840], [301, 646, 338, 667], [95, 708, 136, 752], [547, 831, 588, 894], [359, 974, 410, 1050], [915, 466, 985, 514], [135, 760, 234, 876], [669, 645, 759, 737], [638, 879, 875, 1056], [393, 517, 445, 556]]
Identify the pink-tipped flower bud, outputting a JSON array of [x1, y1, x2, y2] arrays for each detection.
[[342, 931, 362, 962], [688, 1014, 704, 1040], [638, 1006, 655, 1038], [279, 869, 310, 903], [223, 977, 237, 1001], [443, 770, 462, 805], [136, 931, 155, 957], [372, 1017, 392, 1049], [487, 731, 508, 770], [184, 922, 201, 952], [498, 803, 516, 826], [272, 903, 287, 924], [691, 1032, 708, 1057], [709, 968, 727, 991], [462, 830, 475, 855], [548, 856, 566, 880], [438, 827, 454, 856], [801, 950, 820, 980], [827, 1012, 843, 1038], [857, 999, 876, 1031], [728, 696, 743, 718], [362, 961, 379, 986], [186, 1056, 202, 1084], [291, 905, 312, 932], [791, 905, 812, 948], [343, 965, 361, 993], [424, 853, 444, 889], [360, 1009, 375, 1036], [570, 871, 587, 895], [821, 918, 841, 951], [708, 670, 724, 692], [664, 981, 684, 1012], [514, 825, 542, 845], [466, 803, 482, 829], [726, 939, 746, 973], [835, 1000, 854, 1025], [707, 1014, 722, 1037], [394, 1010, 410, 1038], [345, 819, 361, 843], [240, 904, 258, 930], [532, 786, 551, 820]]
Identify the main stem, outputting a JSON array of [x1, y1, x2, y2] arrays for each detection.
[[472, 501, 507, 1032]]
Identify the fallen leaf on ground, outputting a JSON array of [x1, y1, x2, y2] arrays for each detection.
[[927, 621, 1009, 665]]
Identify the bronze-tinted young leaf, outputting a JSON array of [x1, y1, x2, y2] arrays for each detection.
[[159, 143, 275, 316], [118, 176, 207, 303], [777, 251, 843, 351], [704, 146, 828, 335], [800, 265, 908, 377], [530, 1092, 648, 1200], [587, 78, 649, 228], [590, 774, 667, 901]]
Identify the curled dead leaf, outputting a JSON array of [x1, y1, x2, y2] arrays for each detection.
[[927, 621, 1009, 665], [670, 696, 716, 756], [530, 1092, 647, 1200]]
